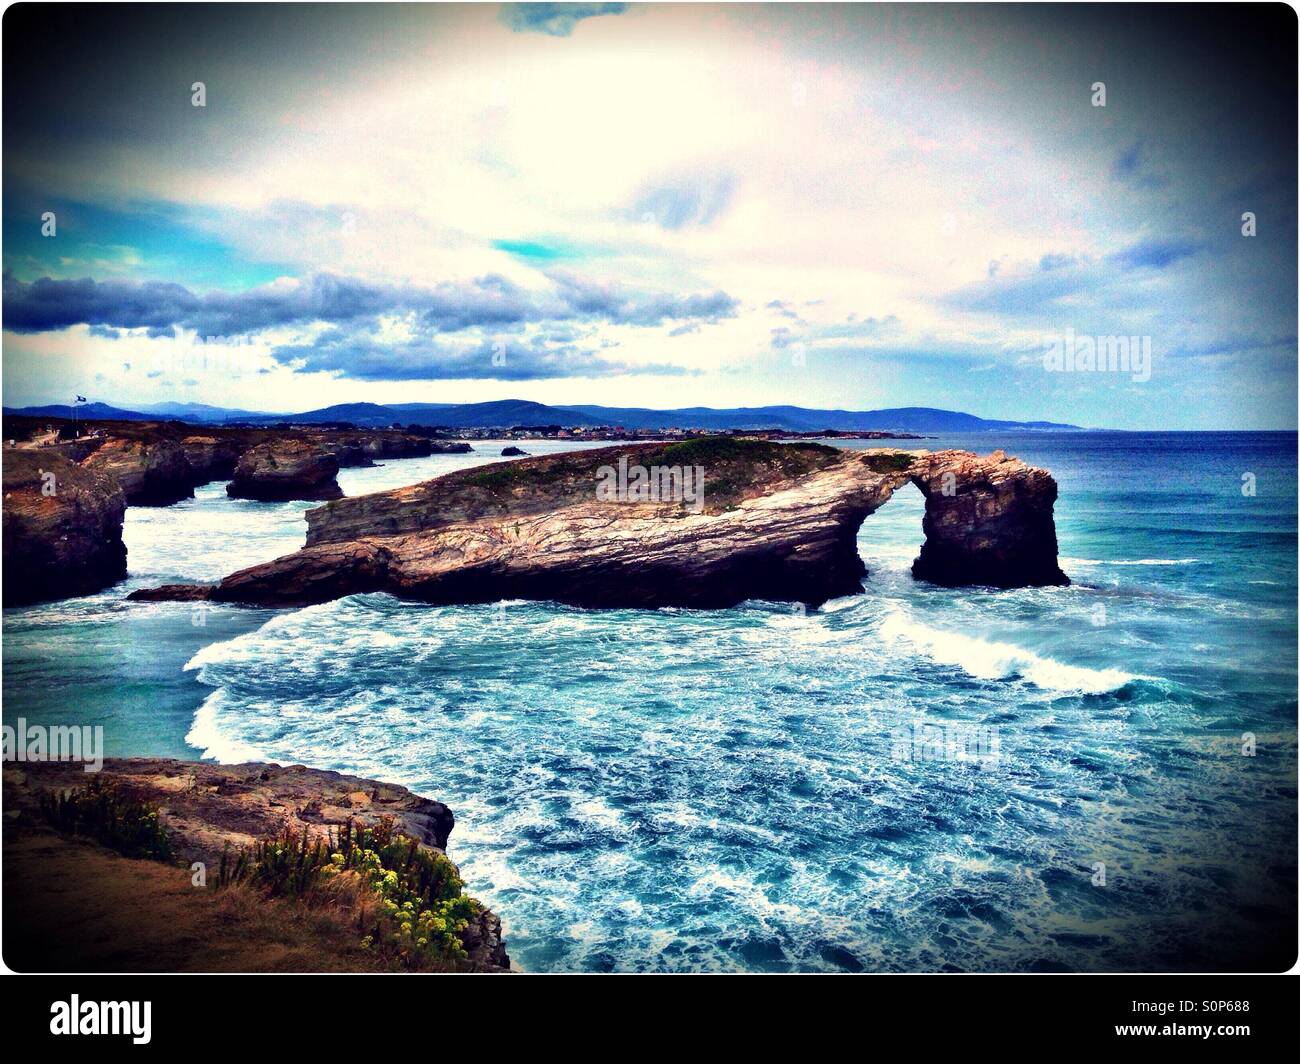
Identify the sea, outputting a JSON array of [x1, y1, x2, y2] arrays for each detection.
[[3, 431, 1296, 972]]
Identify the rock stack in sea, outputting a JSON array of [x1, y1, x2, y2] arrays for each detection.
[[132, 438, 1068, 609], [226, 438, 344, 502]]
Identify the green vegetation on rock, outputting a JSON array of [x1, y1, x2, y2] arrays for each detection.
[[216, 817, 482, 970], [39, 779, 174, 862], [860, 451, 916, 473]]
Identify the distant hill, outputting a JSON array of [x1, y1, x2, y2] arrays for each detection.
[[3, 398, 1082, 433], [136, 401, 280, 423], [2, 401, 158, 422], [234, 402, 407, 427], [563, 405, 1080, 433]]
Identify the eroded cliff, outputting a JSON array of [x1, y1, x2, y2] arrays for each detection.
[[132, 438, 1067, 609]]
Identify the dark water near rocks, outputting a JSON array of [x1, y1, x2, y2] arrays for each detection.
[[4, 432, 1296, 971]]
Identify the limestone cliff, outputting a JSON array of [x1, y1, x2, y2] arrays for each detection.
[[2, 449, 128, 605], [227, 439, 343, 502], [132, 438, 1067, 608]]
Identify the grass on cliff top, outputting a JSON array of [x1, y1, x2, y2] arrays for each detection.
[[39, 777, 174, 862], [461, 436, 843, 502], [36, 780, 486, 972], [859, 451, 916, 473], [5, 829, 391, 972]]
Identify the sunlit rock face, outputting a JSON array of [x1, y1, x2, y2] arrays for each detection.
[[131, 439, 1068, 609], [226, 438, 343, 503], [3, 450, 127, 606], [82, 437, 195, 506]]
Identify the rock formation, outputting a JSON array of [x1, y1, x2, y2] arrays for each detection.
[[132, 438, 1067, 609], [2, 449, 128, 606], [910, 449, 1068, 588], [180, 435, 245, 485], [6, 758, 509, 972], [501, 446, 529, 457], [81, 437, 195, 506], [227, 439, 343, 502], [311, 431, 423, 469]]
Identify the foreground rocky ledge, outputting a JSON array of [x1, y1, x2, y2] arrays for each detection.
[[5, 758, 508, 971], [132, 438, 1068, 609]]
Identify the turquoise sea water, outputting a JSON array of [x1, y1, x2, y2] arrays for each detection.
[[3, 432, 1296, 971]]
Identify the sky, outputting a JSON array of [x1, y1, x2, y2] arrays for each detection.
[[2, 2, 1296, 428]]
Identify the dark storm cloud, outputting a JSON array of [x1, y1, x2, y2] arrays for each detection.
[[3, 271, 737, 337]]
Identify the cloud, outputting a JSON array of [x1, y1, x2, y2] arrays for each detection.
[[1111, 141, 1166, 189], [546, 270, 738, 326], [632, 170, 736, 229], [1105, 238, 1201, 271], [943, 238, 1203, 315], [3, 268, 734, 383], [770, 314, 900, 349], [500, 3, 627, 37], [270, 326, 688, 382], [4, 269, 737, 337]]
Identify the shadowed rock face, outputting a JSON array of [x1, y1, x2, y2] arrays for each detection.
[[6, 758, 509, 972], [81, 437, 195, 506], [3, 450, 127, 606], [131, 439, 1067, 609], [227, 439, 343, 502], [910, 449, 1067, 587], [311, 431, 432, 469], [180, 435, 245, 485]]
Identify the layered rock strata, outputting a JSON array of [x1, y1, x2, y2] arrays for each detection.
[[132, 439, 1067, 609], [2, 449, 128, 605]]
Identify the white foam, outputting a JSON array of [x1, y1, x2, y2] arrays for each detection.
[[185, 689, 274, 763], [879, 612, 1135, 694]]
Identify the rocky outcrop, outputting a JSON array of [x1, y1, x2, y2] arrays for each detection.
[[227, 439, 343, 502], [910, 449, 1067, 587], [6, 758, 509, 972], [2, 449, 128, 606], [180, 435, 245, 485], [132, 439, 1067, 609], [313, 432, 415, 469], [81, 437, 195, 506], [501, 446, 528, 457]]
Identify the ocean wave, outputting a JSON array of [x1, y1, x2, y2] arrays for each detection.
[[185, 689, 273, 763], [878, 612, 1136, 694]]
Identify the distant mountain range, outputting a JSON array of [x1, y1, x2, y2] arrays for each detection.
[[2, 398, 1083, 433]]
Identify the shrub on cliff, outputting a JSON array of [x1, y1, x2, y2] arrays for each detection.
[[860, 451, 916, 474], [38, 779, 174, 862], [217, 817, 481, 971]]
